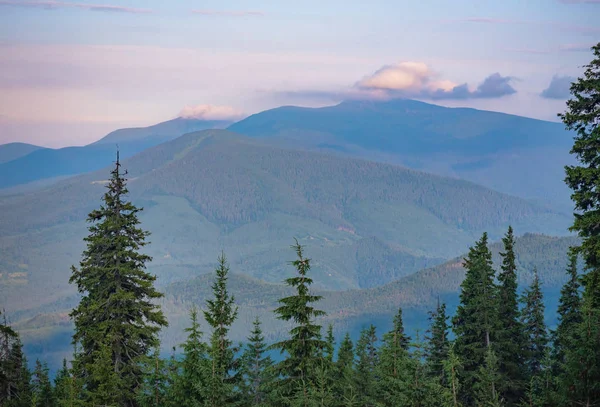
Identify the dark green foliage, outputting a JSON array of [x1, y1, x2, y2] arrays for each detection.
[[0, 310, 19, 404], [137, 347, 170, 407], [354, 325, 378, 407], [1, 337, 32, 407], [496, 226, 527, 405], [452, 233, 498, 405], [520, 270, 548, 378], [240, 318, 275, 407], [443, 345, 462, 407], [376, 312, 411, 406], [562, 43, 600, 308], [425, 301, 450, 385], [561, 302, 600, 406], [172, 307, 209, 406], [31, 359, 54, 407], [475, 348, 503, 407], [271, 239, 327, 401], [68, 154, 167, 406], [552, 249, 582, 373], [334, 333, 357, 407], [204, 252, 240, 407], [559, 42, 600, 406]]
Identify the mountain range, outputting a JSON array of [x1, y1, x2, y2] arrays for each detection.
[[230, 99, 575, 212], [0, 98, 579, 373], [0, 118, 231, 189]]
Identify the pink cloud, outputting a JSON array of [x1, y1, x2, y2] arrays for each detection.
[[178, 104, 245, 121], [0, 0, 152, 13]]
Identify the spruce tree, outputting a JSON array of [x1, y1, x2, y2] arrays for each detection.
[[452, 233, 498, 405], [562, 300, 600, 406], [334, 333, 357, 407], [520, 269, 548, 378], [240, 317, 275, 407], [559, 42, 600, 407], [53, 359, 74, 407], [495, 226, 527, 405], [443, 344, 462, 407], [271, 239, 327, 403], [0, 310, 18, 404], [172, 307, 209, 406], [204, 252, 240, 407], [377, 312, 412, 406], [68, 153, 167, 406], [475, 348, 503, 407], [552, 249, 582, 371], [354, 325, 378, 407], [137, 347, 169, 407], [31, 359, 54, 407], [4, 338, 32, 407], [425, 301, 450, 385]]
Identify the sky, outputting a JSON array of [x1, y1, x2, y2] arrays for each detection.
[[0, 0, 598, 147]]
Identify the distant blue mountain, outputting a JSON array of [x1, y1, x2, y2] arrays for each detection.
[[0, 118, 231, 189], [229, 99, 576, 212], [0, 142, 45, 164]]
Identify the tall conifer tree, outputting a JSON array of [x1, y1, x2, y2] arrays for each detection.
[[452, 233, 498, 405], [552, 249, 582, 372], [560, 42, 600, 407], [204, 252, 240, 407], [69, 153, 167, 406], [354, 325, 378, 407], [496, 226, 527, 405], [271, 239, 327, 403], [520, 269, 548, 378], [240, 317, 275, 407], [334, 333, 357, 407], [425, 301, 450, 385]]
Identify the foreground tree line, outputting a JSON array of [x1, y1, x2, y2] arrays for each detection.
[[1, 44, 599, 407]]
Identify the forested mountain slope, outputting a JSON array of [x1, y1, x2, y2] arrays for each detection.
[[230, 99, 575, 212], [0, 130, 571, 315]]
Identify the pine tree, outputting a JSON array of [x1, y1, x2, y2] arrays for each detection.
[[559, 41, 600, 407], [520, 269, 548, 378], [31, 359, 54, 407], [54, 353, 85, 407], [334, 333, 357, 407], [53, 359, 70, 403], [240, 317, 275, 407], [271, 239, 327, 403], [443, 344, 462, 407], [172, 307, 209, 406], [495, 226, 527, 405], [204, 252, 240, 407], [354, 325, 378, 407], [376, 313, 411, 406], [425, 300, 450, 385], [0, 310, 19, 405], [4, 338, 32, 407], [552, 249, 582, 372], [68, 153, 167, 406], [137, 347, 169, 407], [475, 348, 503, 407], [561, 300, 600, 406], [452, 233, 498, 405]]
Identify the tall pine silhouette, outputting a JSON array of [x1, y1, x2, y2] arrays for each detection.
[[69, 152, 167, 406]]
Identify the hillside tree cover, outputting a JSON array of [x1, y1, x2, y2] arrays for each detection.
[[2, 41, 600, 407]]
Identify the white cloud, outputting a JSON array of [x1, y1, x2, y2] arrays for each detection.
[[178, 104, 244, 121], [356, 62, 458, 94]]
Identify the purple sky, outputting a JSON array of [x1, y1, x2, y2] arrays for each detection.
[[0, 0, 598, 147]]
